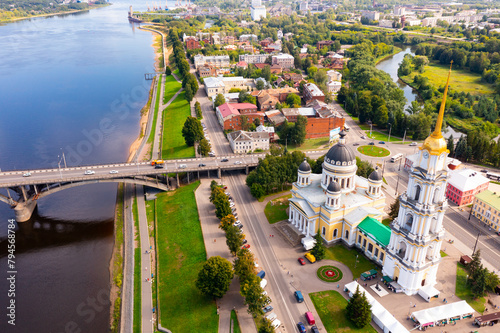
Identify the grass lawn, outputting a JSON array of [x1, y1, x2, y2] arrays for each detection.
[[374, 46, 402, 64], [455, 263, 485, 313], [288, 137, 331, 151], [147, 75, 162, 145], [264, 194, 292, 224], [357, 145, 391, 158], [440, 250, 448, 257], [310, 290, 377, 333], [402, 62, 495, 96], [161, 91, 195, 159], [231, 310, 242, 333], [257, 187, 292, 202], [358, 124, 401, 142], [324, 244, 376, 278], [153, 181, 218, 332], [133, 248, 141, 333], [163, 74, 181, 105]]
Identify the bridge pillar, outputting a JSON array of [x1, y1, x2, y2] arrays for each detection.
[[187, 172, 190, 183], [245, 166, 249, 175], [14, 199, 37, 222], [218, 168, 221, 179], [197, 171, 199, 180], [176, 173, 179, 188], [20, 186, 28, 201]]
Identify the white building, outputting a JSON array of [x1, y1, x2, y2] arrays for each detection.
[[299, 1, 309, 11], [193, 55, 230, 69], [326, 70, 342, 82], [327, 80, 342, 93], [361, 10, 380, 21], [251, 0, 267, 22], [382, 69, 453, 295], [228, 131, 270, 153], [394, 6, 406, 16], [271, 53, 295, 69], [239, 54, 269, 64], [379, 19, 394, 28], [204, 76, 251, 97], [239, 34, 259, 42], [277, 29, 283, 40]]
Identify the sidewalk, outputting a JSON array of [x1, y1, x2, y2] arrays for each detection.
[[194, 179, 258, 333]]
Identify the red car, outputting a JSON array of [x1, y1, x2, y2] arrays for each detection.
[[298, 258, 306, 265], [242, 244, 251, 249]]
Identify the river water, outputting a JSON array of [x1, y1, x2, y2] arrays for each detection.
[[0, 1, 161, 331], [375, 47, 463, 139]]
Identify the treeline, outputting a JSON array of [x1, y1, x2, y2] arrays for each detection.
[[449, 132, 500, 167], [246, 151, 306, 199], [168, 28, 199, 102], [0, 0, 101, 20]]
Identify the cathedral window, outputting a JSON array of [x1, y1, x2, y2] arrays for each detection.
[[345, 230, 349, 240], [333, 229, 338, 238], [368, 243, 373, 253], [414, 185, 421, 201], [404, 214, 413, 232]]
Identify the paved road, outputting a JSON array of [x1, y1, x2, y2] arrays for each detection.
[[120, 183, 135, 333]]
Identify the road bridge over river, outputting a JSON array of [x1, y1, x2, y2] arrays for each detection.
[[0, 154, 263, 222]]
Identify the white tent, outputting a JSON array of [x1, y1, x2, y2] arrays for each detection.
[[418, 285, 440, 302], [344, 281, 409, 333], [411, 300, 475, 326]]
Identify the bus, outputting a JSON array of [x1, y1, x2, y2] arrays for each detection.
[[486, 172, 500, 181], [390, 153, 403, 163]]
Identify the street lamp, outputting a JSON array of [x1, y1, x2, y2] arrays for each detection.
[[61, 148, 67, 168], [368, 121, 373, 137], [402, 128, 409, 145], [387, 123, 392, 142], [354, 254, 359, 268], [57, 155, 62, 179], [472, 231, 481, 255]]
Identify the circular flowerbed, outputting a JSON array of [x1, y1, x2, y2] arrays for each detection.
[[357, 145, 391, 158], [317, 265, 343, 282]]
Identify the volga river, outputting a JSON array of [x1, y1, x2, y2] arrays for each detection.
[[0, 0, 164, 331]]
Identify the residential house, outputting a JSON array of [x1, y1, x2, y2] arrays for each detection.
[[223, 35, 236, 45], [283, 73, 304, 84], [256, 125, 277, 141], [270, 64, 282, 74], [327, 80, 342, 93], [239, 34, 258, 42], [236, 61, 248, 69], [317, 40, 334, 49], [193, 55, 230, 69], [198, 65, 217, 78], [185, 37, 201, 50], [239, 54, 269, 64], [251, 87, 300, 108], [228, 130, 270, 153], [282, 105, 345, 138], [265, 110, 286, 125], [472, 190, 500, 231], [204, 77, 251, 97], [272, 53, 295, 69], [326, 70, 342, 82]]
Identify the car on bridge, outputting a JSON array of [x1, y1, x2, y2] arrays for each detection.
[[23, 172, 31, 177], [199, 163, 206, 167], [84, 170, 95, 175], [179, 164, 187, 169], [234, 161, 242, 165], [109, 170, 118, 174], [221, 158, 229, 162]]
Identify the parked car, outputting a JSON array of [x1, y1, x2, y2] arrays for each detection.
[[199, 163, 206, 167], [298, 258, 306, 265], [109, 170, 119, 174], [260, 278, 267, 289], [305, 311, 315, 325], [361, 136, 366, 139], [379, 141, 385, 144], [409, 142, 417, 146], [263, 305, 273, 313], [233, 220, 241, 226], [311, 325, 320, 333], [297, 322, 306, 333], [236, 224, 243, 229], [84, 170, 95, 175], [242, 244, 250, 249], [221, 158, 229, 162], [23, 172, 31, 177], [242, 239, 248, 245], [271, 319, 281, 329], [353, 143, 359, 146], [481, 169, 488, 173], [368, 142, 375, 145], [305, 252, 316, 263], [294, 290, 304, 303]]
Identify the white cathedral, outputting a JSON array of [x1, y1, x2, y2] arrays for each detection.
[[289, 66, 454, 296]]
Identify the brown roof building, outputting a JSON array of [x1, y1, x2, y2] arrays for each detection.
[[270, 64, 282, 74], [185, 37, 201, 50], [215, 102, 264, 131]]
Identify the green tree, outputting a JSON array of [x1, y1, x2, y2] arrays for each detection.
[[262, 65, 271, 81], [355, 157, 374, 178], [240, 274, 269, 317], [226, 225, 244, 256], [291, 115, 307, 146], [346, 285, 372, 328], [486, 268, 500, 292], [185, 84, 194, 103], [447, 136, 454, 156], [388, 198, 400, 221], [258, 318, 275, 333], [195, 101, 202, 119], [314, 69, 328, 86], [471, 265, 488, 298], [210, 180, 219, 192], [254, 117, 261, 127], [165, 66, 172, 75], [310, 232, 326, 260], [198, 138, 211, 157], [196, 256, 234, 299], [286, 93, 302, 108], [241, 115, 250, 131], [214, 196, 232, 220], [256, 80, 265, 90], [250, 183, 265, 199], [468, 249, 482, 280], [214, 94, 226, 108], [234, 247, 257, 281], [219, 214, 236, 232], [182, 116, 204, 146]]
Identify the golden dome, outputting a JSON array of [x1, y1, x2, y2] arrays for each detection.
[[421, 61, 452, 156]]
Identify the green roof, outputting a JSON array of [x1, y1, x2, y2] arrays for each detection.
[[476, 190, 500, 209], [358, 216, 391, 247]]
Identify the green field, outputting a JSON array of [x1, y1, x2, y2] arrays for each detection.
[[133, 248, 141, 333], [325, 244, 376, 278], [288, 137, 331, 151], [310, 290, 377, 333], [357, 145, 391, 157], [257, 188, 292, 202], [163, 74, 182, 105], [264, 194, 292, 224], [358, 124, 401, 142], [402, 63, 495, 96], [161, 91, 195, 159], [153, 181, 218, 332], [455, 263, 486, 313]]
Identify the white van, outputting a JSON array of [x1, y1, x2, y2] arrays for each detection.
[[179, 164, 187, 169], [271, 318, 281, 328], [260, 279, 267, 289]]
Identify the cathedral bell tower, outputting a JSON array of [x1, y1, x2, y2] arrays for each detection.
[[382, 63, 453, 295]]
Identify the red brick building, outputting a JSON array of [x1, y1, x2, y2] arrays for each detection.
[[185, 37, 200, 50], [317, 40, 334, 49], [281, 107, 345, 138], [303, 83, 325, 104]]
